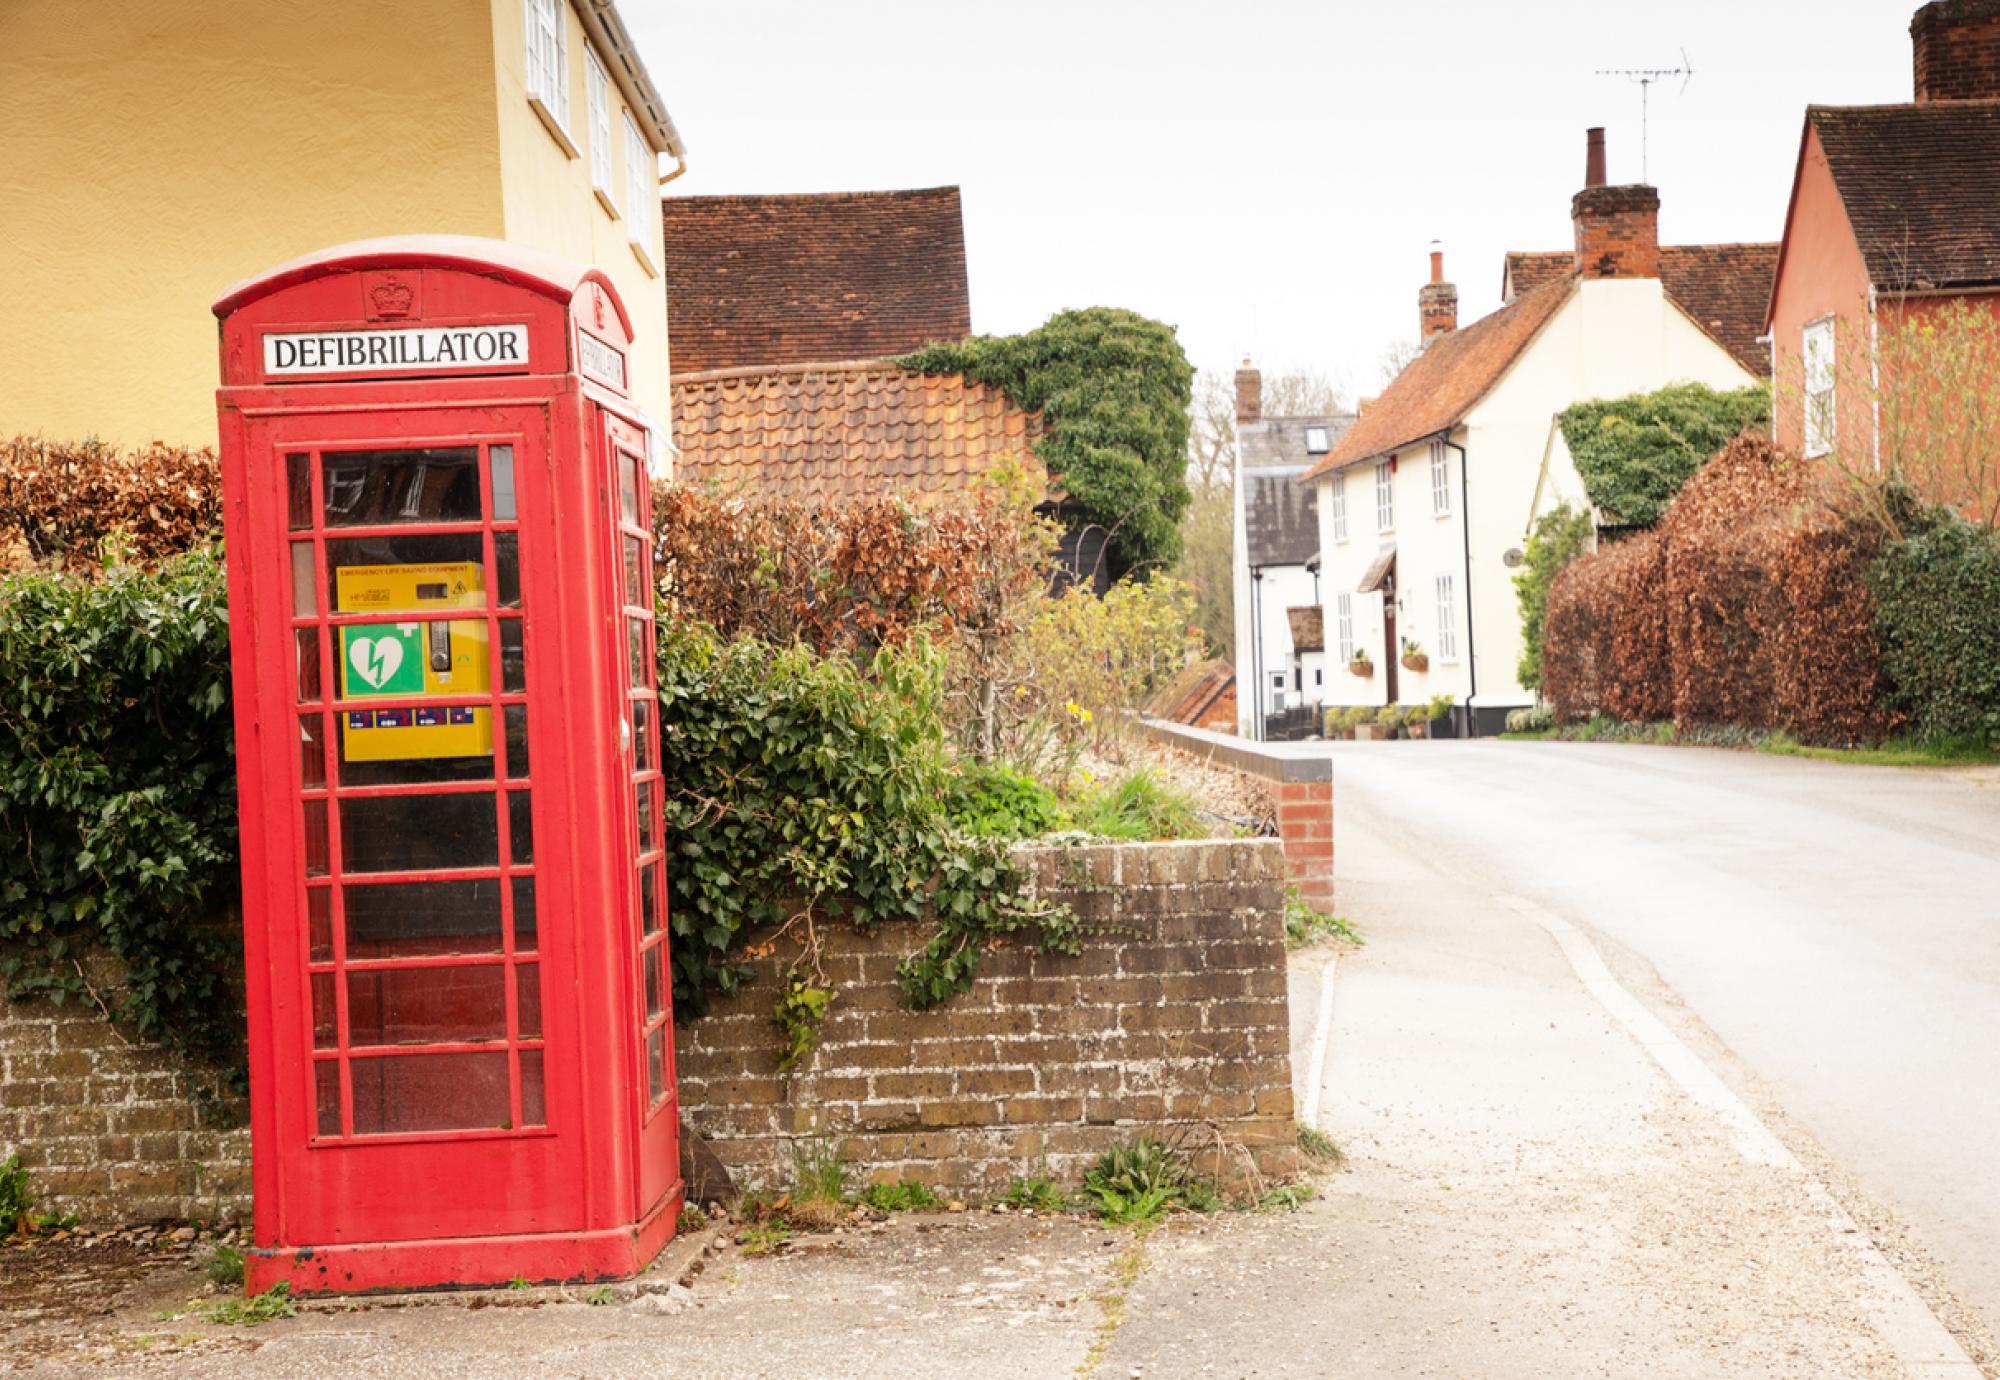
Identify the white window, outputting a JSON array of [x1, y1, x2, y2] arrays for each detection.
[[1305, 425, 1330, 454], [1435, 574, 1459, 662], [586, 46, 615, 209], [1375, 461, 1395, 533], [1329, 473, 1348, 544], [1335, 593, 1355, 665], [524, 0, 568, 128], [1430, 441, 1452, 516], [1803, 318, 1835, 459], [624, 111, 652, 244]]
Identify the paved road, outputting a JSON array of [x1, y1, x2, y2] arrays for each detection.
[[1330, 739, 2000, 1350]]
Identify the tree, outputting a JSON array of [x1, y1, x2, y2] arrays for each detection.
[[1175, 368, 1347, 659]]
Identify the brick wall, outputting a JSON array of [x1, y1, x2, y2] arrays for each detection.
[[1914, 0, 2000, 102], [0, 964, 250, 1225], [1572, 184, 1662, 280], [675, 838, 1298, 1195]]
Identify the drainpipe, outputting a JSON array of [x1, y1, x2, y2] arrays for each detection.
[[1443, 435, 1477, 734], [1250, 567, 1266, 742]]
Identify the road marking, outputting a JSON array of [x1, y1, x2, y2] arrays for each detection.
[[1299, 950, 1340, 1130], [1494, 893, 1982, 1378]]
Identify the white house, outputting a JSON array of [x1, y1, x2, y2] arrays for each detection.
[[1230, 362, 1354, 738], [1302, 128, 1773, 734]]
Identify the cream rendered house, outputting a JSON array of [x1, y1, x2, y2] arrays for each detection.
[[1302, 131, 1767, 735], [0, 0, 682, 451]]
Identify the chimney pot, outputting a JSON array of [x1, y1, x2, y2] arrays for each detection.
[[1911, 0, 2000, 102], [1584, 127, 1607, 188], [1234, 358, 1262, 425]]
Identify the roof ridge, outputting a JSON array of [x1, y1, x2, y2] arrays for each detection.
[[671, 357, 916, 385], [664, 186, 962, 205]]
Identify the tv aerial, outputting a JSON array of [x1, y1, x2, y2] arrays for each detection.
[[1595, 50, 1694, 183]]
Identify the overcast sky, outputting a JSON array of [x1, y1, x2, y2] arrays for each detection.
[[629, 1, 1915, 399]]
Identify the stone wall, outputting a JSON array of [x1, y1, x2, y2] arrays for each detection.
[[675, 838, 1298, 1195], [0, 967, 250, 1225]]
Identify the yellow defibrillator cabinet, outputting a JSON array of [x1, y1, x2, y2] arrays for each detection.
[[336, 562, 492, 761]]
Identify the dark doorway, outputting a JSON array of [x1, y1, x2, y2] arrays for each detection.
[[1382, 572, 1399, 705]]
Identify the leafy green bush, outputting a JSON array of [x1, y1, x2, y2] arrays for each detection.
[[859, 1179, 942, 1212], [1071, 769, 1205, 841], [655, 625, 1079, 1023], [1426, 693, 1455, 721], [1505, 706, 1556, 734], [900, 307, 1195, 578], [946, 763, 1068, 839], [0, 549, 242, 1078], [1559, 383, 1771, 529], [0, 1155, 30, 1232], [1870, 508, 2000, 744], [1514, 503, 1596, 691]]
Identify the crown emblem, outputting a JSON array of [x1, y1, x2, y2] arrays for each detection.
[[593, 290, 608, 330], [369, 278, 415, 318]]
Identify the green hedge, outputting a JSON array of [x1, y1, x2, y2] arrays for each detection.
[[1870, 509, 2000, 744], [1560, 382, 1771, 529]]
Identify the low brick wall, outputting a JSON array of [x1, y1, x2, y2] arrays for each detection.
[[676, 838, 1299, 1195], [0, 968, 251, 1225]]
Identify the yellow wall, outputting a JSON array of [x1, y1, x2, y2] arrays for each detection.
[[0, 1, 505, 449], [488, 0, 673, 448]]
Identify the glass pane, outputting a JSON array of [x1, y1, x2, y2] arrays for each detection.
[[304, 799, 329, 877], [347, 965, 507, 1046], [643, 946, 662, 1021], [650, 861, 667, 935], [508, 790, 534, 865], [299, 713, 325, 788], [349, 1051, 509, 1136], [338, 705, 493, 787], [618, 453, 639, 525], [635, 781, 653, 851], [494, 532, 521, 608], [631, 697, 652, 767], [521, 1049, 546, 1127], [291, 542, 317, 617], [315, 1059, 342, 1137], [627, 618, 647, 688], [308, 887, 333, 962], [489, 445, 516, 522], [498, 619, 526, 693], [516, 963, 542, 1040], [286, 453, 313, 530], [311, 972, 338, 1049], [295, 628, 322, 703], [339, 792, 497, 873], [504, 704, 530, 780], [512, 875, 537, 953], [640, 862, 659, 936], [646, 1028, 666, 1107], [322, 447, 481, 527], [344, 878, 504, 958], [623, 536, 643, 606], [327, 534, 485, 614]]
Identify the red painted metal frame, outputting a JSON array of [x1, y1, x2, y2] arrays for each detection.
[[215, 240, 680, 1294]]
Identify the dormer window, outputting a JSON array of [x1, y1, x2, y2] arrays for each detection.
[[1305, 426, 1330, 455]]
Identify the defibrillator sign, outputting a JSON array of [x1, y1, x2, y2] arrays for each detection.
[[336, 562, 492, 762]]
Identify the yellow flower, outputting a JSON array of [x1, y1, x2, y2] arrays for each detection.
[[1079, 708, 1093, 723]]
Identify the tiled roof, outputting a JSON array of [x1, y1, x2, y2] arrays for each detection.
[[662, 187, 972, 376], [1146, 658, 1236, 727], [1240, 414, 1356, 470], [1503, 245, 1778, 375], [1303, 278, 1574, 480], [1286, 605, 1325, 653], [671, 359, 1041, 503], [1809, 101, 2000, 291], [1244, 470, 1320, 566]]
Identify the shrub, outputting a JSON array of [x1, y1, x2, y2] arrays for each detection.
[[0, 437, 222, 572], [1559, 382, 1770, 529], [1870, 509, 2000, 744], [1505, 706, 1555, 734], [1426, 693, 1455, 720], [946, 763, 1067, 839], [1544, 527, 1671, 724], [0, 548, 242, 1077], [1514, 503, 1595, 691]]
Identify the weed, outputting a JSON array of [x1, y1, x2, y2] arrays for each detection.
[[505, 1275, 531, 1291], [1177, 1178, 1223, 1215], [1297, 1126, 1345, 1168], [858, 1179, 941, 1213], [738, 1223, 792, 1257], [1253, 1183, 1316, 1213], [583, 1285, 615, 1306], [203, 1245, 245, 1288], [997, 1175, 1070, 1213], [1080, 1137, 1191, 1228], [1077, 1238, 1149, 1375], [1283, 890, 1363, 950], [783, 1137, 850, 1229], [0, 1155, 32, 1232], [676, 1206, 710, 1233], [197, 1282, 295, 1327], [1072, 769, 1205, 841]]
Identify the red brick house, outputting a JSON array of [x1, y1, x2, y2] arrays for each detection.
[[1766, 0, 2000, 466]]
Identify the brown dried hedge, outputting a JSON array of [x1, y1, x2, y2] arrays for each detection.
[[0, 436, 222, 572], [1545, 435, 1891, 745]]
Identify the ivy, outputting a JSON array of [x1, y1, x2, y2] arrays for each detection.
[[1560, 382, 1771, 529], [1869, 500, 2000, 745], [899, 307, 1195, 579], [1514, 503, 1596, 692], [0, 548, 243, 1080], [655, 625, 1078, 1042]]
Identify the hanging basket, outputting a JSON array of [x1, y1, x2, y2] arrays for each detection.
[[1349, 659, 1375, 679], [1400, 653, 1429, 673]]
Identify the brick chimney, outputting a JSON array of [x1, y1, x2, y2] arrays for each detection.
[[1235, 357, 1262, 424], [1913, 0, 2000, 101], [1419, 244, 1458, 341], [1571, 128, 1661, 280]]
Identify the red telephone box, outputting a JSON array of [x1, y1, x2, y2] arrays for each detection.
[[213, 237, 681, 1294]]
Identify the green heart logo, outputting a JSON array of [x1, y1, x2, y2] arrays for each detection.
[[348, 634, 406, 690]]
